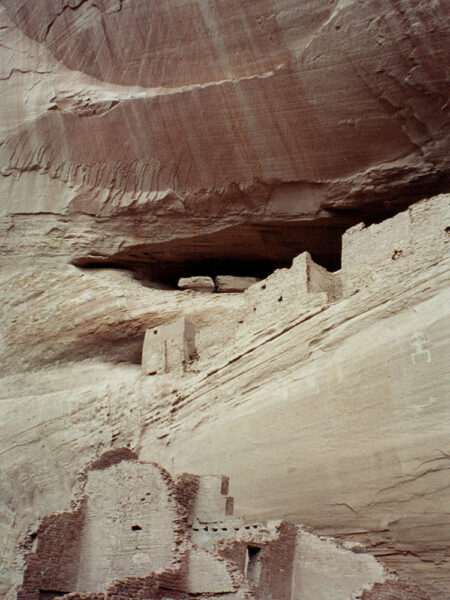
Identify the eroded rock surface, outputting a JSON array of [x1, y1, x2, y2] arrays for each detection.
[[215, 276, 260, 293], [1, 196, 449, 599], [0, 0, 449, 277], [178, 276, 216, 293], [0, 0, 449, 598]]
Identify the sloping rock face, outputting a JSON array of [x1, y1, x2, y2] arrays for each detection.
[[1, 196, 448, 599], [0, 1, 449, 599]]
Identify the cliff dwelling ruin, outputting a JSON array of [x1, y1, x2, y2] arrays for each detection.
[[0, 1, 449, 599], [16, 451, 426, 600]]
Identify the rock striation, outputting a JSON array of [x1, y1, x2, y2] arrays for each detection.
[[1, 195, 449, 599], [0, 1, 449, 598], [0, 0, 449, 278]]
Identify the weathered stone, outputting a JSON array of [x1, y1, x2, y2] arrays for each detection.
[[0, 195, 449, 599], [178, 276, 215, 293], [0, 0, 449, 595], [141, 318, 197, 375], [193, 475, 233, 522], [215, 276, 259, 293], [15, 453, 419, 600], [0, 0, 448, 276]]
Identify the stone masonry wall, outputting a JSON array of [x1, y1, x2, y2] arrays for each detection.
[[142, 318, 197, 375], [15, 456, 200, 600], [341, 195, 449, 297], [242, 251, 342, 337], [17, 501, 86, 600], [14, 452, 433, 600], [75, 461, 184, 592]]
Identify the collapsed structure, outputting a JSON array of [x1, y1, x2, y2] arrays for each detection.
[[17, 451, 426, 600]]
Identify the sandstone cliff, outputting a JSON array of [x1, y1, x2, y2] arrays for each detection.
[[0, 1, 449, 598]]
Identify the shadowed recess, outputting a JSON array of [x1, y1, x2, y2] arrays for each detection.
[[70, 220, 349, 284]]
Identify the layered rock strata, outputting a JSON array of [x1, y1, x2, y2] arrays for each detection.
[[1, 0, 449, 279], [0, 0, 449, 597]]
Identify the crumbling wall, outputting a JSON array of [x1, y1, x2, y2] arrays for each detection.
[[15, 455, 199, 600], [193, 475, 234, 522], [191, 518, 296, 599], [185, 548, 240, 595], [75, 460, 186, 592], [142, 318, 197, 375], [17, 502, 86, 600], [238, 196, 448, 343], [341, 195, 449, 297], [242, 251, 341, 336], [291, 529, 387, 600], [14, 454, 431, 600]]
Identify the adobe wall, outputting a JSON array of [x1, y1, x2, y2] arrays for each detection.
[[190, 516, 296, 599], [142, 318, 197, 375], [228, 195, 448, 355], [139, 198, 448, 383], [17, 503, 86, 600], [193, 475, 234, 522], [239, 196, 448, 340], [187, 475, 295, 597], [190, 517, 394, 600], [15, 453, 431, 600], [242, 196, 449, 337], [75, 461, 183, 591], [291, 529, 387, 600], [341, 195, 449, 297], [15, 453, 199, 600], [242, 251, 342, 336]]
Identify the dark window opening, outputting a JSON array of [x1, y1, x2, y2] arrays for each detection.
[[131, 524, 142, 531], [246, 546, 262, 586]]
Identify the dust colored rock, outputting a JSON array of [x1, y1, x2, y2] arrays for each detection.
[[1, 196, 448, 598], [215, 276, 260, 293], [142, 318, 197, 375], [178, 276, 215, 293], [0, 0, 448, 276], [0, 0, 449, 595]]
